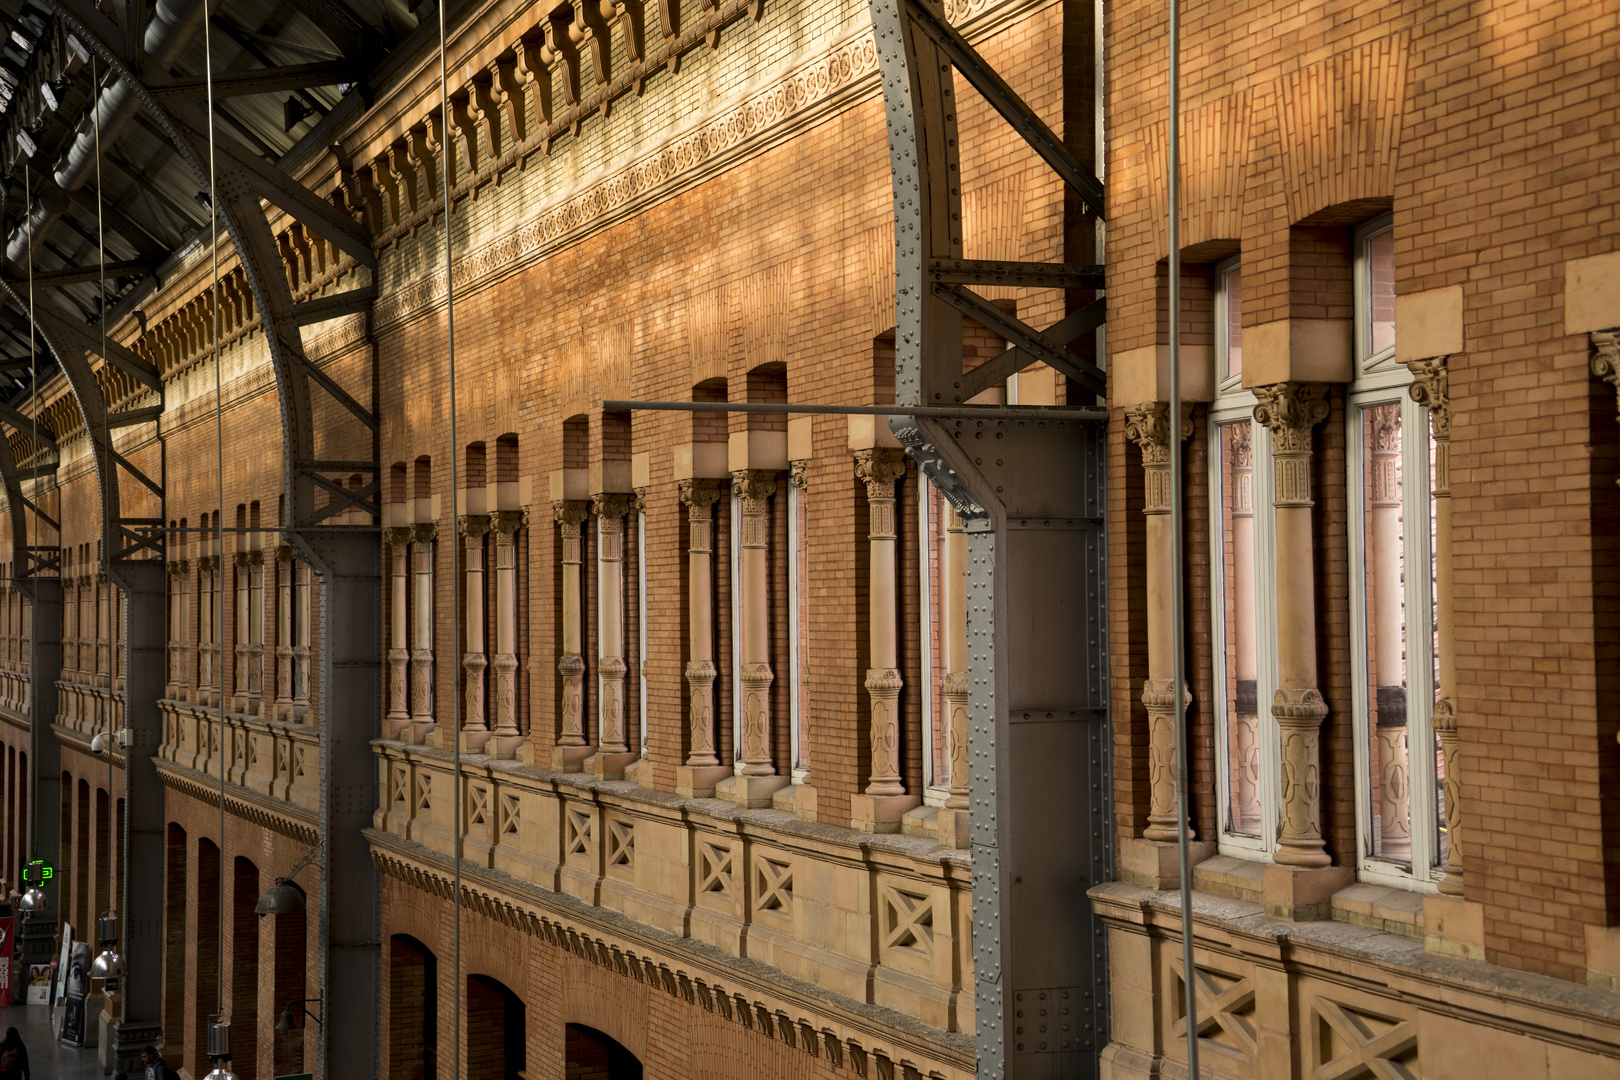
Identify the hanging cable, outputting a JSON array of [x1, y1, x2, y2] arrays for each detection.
[[1166, 0, 1199, 1075], [438, 0, 464, 1074], [203, 12, 233, 1072], [23, 162, 36, 898]]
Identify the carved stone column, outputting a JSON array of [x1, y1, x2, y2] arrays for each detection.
[[1124, 402, 1194, 843], [944, 507, 970, 810], [1253, 383, 1332, 868], [167, 561, 188, 699], [552, 500, 593, 768], [458, 514, 491, 751], [274, 546, 294, 719], [1368, 405, 1411, 860], [196, 561, 215, 698], [851, 449, 918, 832], [592, 492, 638, 777], [409, 522, 438, 743], [246, 550, 263, 705], [1407, 355, 1463, 893], [291, 558, 311, 717], [676, 479, 729, 796], [488, 511, 526, 759], [716, 470, 788, 807], [384, 527, 412, 737], [233, 552, 254, 714]]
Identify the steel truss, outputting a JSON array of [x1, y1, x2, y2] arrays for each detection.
[[0, 5, 387, 1074], [869, 0, 1113, 1074]]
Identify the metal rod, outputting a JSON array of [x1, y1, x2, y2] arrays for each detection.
[[204, 11, 231, 1037], [438, 0, 464, 1077], [1167, 0, 1200, 1075], [601, 399, 1108, 421]]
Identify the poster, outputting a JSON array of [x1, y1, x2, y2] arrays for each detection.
[[59, 941, 90, 1047], [0, 915, 12, 1006], [26, 964, 49, 1005], [53, 924, 71, 1009]]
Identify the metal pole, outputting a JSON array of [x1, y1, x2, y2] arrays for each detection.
[[1167, 0, 1200, 1074], [600, 399, 1108, 421]]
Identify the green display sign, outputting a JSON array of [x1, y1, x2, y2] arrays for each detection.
[[22, 860, 53, 884]]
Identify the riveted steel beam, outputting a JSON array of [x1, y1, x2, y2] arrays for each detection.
[[0, 259, 151, 288], [148, 60, 355, 99]]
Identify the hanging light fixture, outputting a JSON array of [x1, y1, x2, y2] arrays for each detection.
[[204, 1018, 235, 1080], [89, 911, 123, 980], [16, 884, 46, 911], [274, 998, 323, 1031], [254, 845, 318, 916]]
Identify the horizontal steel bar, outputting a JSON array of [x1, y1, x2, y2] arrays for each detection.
[[928, 258, 1105, 290], [148, 61, 355, 99], [0, 260, 152, 288], [602, 400, 1107, 421]]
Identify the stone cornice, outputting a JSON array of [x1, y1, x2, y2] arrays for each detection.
[[154, 758, 320, 846], [367, 828, 975, 1071]]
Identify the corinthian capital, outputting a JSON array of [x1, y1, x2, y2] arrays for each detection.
[[408, 521, 438, 545], [1590, 330, 1620, 423], [677, 477, 723, 515], [731, 469, 777, 512], [853, 448, 906, 500], [591, 492, 634, 522], [1122, 401, 1193, 466], [1402, 356, 1450, 440], [1251, 382, 1329, 453], [457, 514, 492, 540], [551, 499, 590, 528], [489, 510, 526, 537]]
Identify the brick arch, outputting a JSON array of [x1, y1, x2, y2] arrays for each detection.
[[681, 1009, 835, 1080], [460, 915, 530, 997], [555, 956, 650, 1066]]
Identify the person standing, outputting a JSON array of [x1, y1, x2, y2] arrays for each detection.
[[139, 1047, 179, 1080], [0, 1025, 31, 1080]]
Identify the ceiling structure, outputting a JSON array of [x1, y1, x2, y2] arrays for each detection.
[[0, 0, 429, 401]]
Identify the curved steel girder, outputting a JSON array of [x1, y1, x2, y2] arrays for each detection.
[[46, 0, 379, 538], [0, 414, 60, 586]]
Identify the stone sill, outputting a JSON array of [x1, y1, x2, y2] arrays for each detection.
[[1089, 880, 1620, 1039], [374, 735, 972, 869], [1190, 854, 1425, 940]]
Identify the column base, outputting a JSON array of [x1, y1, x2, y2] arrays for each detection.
[[409, 720, 437, 745], [675, 764, 733, 798], [587, 750, 639, 779], [1117, 836, 1217, 890], [457, 729, 492, 754], [384, 716, 412, 739], [934, 807, 970, 849], [551, 744, 595, 771], [486, 734, 526, 760], [850, 792, 921, 833], [793, 783, 818, 821], [715, 773, 789, 808], [622, 756, 649, 787], [1428, 894, 1487, 962], [1262, 863, 1353, 921]]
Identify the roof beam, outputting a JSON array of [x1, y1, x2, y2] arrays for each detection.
[[2, 260, 151, 288], [149, 61, 353, 100]]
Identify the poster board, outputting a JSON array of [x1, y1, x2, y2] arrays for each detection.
[[59, 941, 91, 1047]]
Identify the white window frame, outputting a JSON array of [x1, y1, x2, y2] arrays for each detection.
[[787, 481, 808, 784], [1348, 213, 1443, 890], [918, 481, 949, 805], [729, 489, 743, 772], [1208, 399, 1282, 860], [637, 507, 648, 757], [1209, 254, 1283, 860]]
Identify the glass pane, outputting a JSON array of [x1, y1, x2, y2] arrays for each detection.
[[1429, 416, 1448, 868], [1223, 265, 1243, 378], [1219, 421, 1261, 836], [1368, 230, 1396, 356], [1362, 403, 1410, 862], [794, 487, 810, 770]]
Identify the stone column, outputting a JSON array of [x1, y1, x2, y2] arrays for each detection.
[[408, 523, 437, 742], [291, 559, 310, 717], [95, 572, 110, 687], [384, 527, 412, 737], [716, 470, 788, 807], [1229, 425, 1262, 834], [932, 503, 971, 848], [591, 493, 637, 777], [1123, 402, 1194, 843], [1407, 355, 1462, 893], [675, 479, 729, 796], [552, 500, 593, 768], [1368, 405, 1411, 860], [1253, 382, 1332, 868], [458, 514, 491, 751], [233, 552, 252, 713], [274, 546, 294, 719], [167, 561, 187, 699], [851, 448, 919, 832], [488, 511, 526, 759], [246, 550, 263, 705]]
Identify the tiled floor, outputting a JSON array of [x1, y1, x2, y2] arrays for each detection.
[[0, 1003, 109, 1080]]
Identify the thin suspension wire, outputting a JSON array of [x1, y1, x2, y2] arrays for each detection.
[[1167, 0, 1199, 1075], [92, 52, 119, 931], [203, 8, 229, 1025], [438, 0, 463, 1075], [23, 164, 35, 871]]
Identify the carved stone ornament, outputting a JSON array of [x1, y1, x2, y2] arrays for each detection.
[[677, 477, 723, 514], [384, 525, 413, 548], [489, 509, 526, 537], [409, 521, 438, 546], [1402, 355, 1450, 439], [458, 514, 492, 540], [1123, 402, 1193, 514], [853, 447, 906, 499], [1590, 330, 1620, 422], [1431, 697, 1465, 895], [1252, 382, 1329, 508], [552, 499, 590, 528], [1141, 677, 1195, 842], [591, 492, 635, 522], [788, 459, 808, 489], [1271, 686, 1331, 868], [731, 469, 777, 512]]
